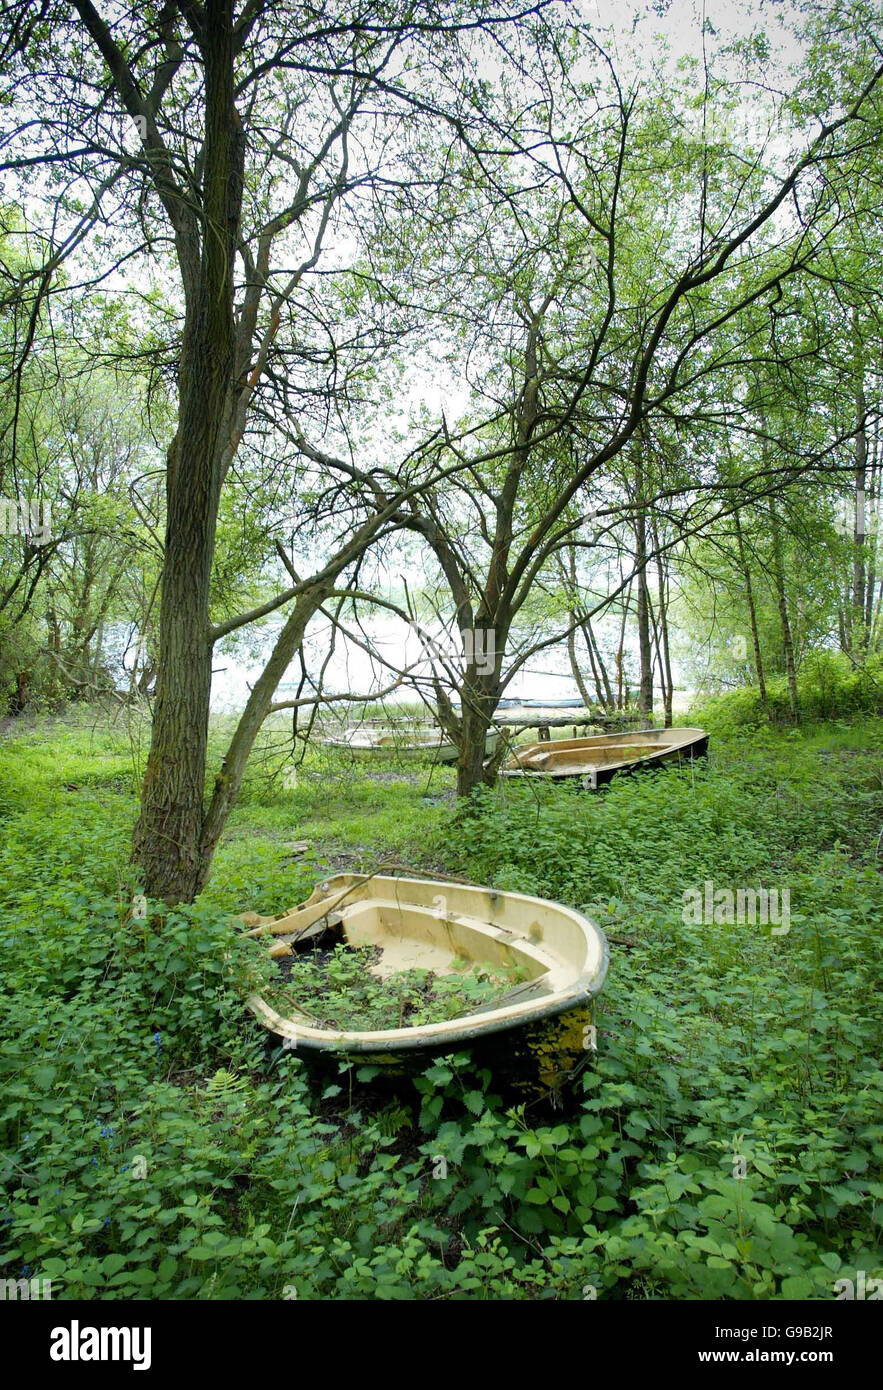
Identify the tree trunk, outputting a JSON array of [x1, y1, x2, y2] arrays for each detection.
[[579, 615, 615, 711], [864, 425, 878, 633], [769, 501, 799, 720], [615, 582, 632, 711], [634, 440, 653, 718], [648, 516, 673, 725], [131, 3, 243, 902], [656, 566, 673, 726], [733, 510, 767, 710], [853, 360, 868, 650], [198, 582, 335, 880], [564, 549, 594, 707], [586, 618, 614, 711], [567, 620, 594, 707], [454, 674, 501, 797]]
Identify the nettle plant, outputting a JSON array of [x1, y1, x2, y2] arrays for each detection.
[[2, 710, 883, 1299], [264, 943, 529, 1032]]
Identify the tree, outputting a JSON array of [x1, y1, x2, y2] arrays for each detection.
[[354, 19, 883, 790], [0, 0, 549, 897]]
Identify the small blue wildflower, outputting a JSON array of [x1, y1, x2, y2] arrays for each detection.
[[103, 1217, 111, 1227]]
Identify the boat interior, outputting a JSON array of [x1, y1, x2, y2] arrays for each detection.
[[245, 874, 600, 1018], [510, 742, 667, 772], [505, 727, 705, 776]]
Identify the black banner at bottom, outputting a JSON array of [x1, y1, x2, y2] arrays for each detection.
[[3, 1296, 877, 1376]]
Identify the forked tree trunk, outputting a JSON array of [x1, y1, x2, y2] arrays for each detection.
[[563, 548, 613, 712]]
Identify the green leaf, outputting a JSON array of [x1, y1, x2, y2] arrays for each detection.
[[780, 1276, 814, 1299]]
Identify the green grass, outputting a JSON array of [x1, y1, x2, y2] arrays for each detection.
[[0, 701, 881, 1299]]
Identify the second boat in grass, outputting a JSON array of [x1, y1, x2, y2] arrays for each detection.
[[501, 725, 709, 788]]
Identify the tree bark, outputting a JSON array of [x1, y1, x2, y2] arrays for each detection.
[[454, 623, 505, 797], [198, 581, 335, 880], [733, 509, 767, 710], [131, 1, 244, 901], [563, 547, 596, 708], [633, 438, 653, 719], [615, 581, 632, 711], [852, 351, 868, 651], [567, 621, 594, 707], [769, 500, 799, 720], [650, 516, 673, 726], [865, 424, 879, 633]]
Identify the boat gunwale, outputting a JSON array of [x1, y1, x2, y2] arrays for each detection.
[[246, 873, 609, 1053], [502, 726, 708, 779]]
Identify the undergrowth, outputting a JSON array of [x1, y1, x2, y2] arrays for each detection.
[[0, 700, 881, 1299]]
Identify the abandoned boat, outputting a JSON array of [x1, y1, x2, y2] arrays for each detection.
[[502, 725, 709, 788], [243, 873, 609, 1094], [322, 725, 499, 763]]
